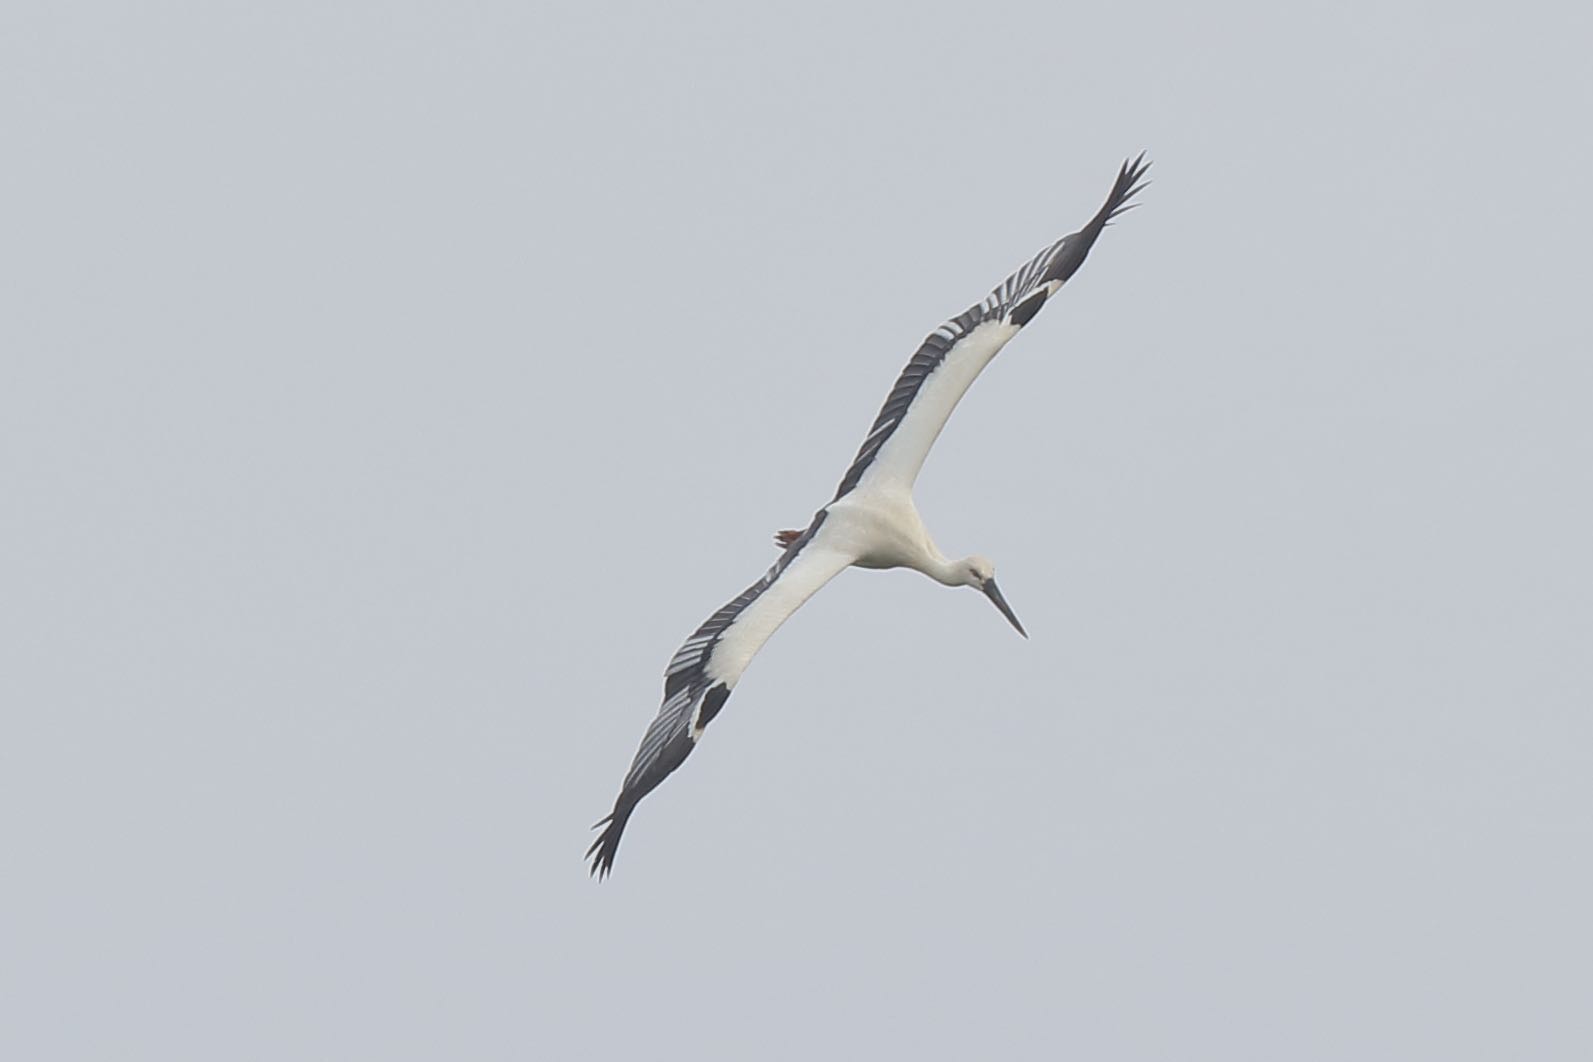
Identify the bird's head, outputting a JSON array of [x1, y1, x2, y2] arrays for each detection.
[[959, 555, 1027, 638]]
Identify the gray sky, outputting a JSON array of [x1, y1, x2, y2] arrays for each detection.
[[4, 1, 1591, 1058]]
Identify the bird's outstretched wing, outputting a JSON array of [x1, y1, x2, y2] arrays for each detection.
[[832, 154, 1150, 500], [588, 511, 854, 878]]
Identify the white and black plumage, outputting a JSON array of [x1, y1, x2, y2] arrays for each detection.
[[589, 155, 1150, 877]]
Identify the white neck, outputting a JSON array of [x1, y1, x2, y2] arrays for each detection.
[[918, 550, 970, 588]]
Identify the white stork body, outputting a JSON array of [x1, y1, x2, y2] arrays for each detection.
[[590, 155, 1150, 877]]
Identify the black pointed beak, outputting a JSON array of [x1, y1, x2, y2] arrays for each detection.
[[981, 578, 1027, 638]]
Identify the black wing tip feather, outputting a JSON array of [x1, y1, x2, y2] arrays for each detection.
[[1111, 151, 1152, 209], [587, 801, 635, 880], [1038, 152, 1152, 288], [1099, 151, 1153, 226], [587, 687, 717, 879]]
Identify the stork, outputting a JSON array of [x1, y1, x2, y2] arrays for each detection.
[[589, 155, 1150, 877]]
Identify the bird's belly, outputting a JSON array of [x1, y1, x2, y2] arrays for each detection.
[[825, 493, 929, 571]]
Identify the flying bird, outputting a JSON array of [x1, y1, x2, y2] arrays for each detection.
[[589, 154, 1150, 877]]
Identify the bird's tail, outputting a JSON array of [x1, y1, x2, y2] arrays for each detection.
[[587, 800, 636, 880]]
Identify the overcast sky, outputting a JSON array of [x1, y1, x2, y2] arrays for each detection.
[[4, 2, 1591, 1059]]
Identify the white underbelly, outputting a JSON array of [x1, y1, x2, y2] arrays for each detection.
[[822, 492, 931, 571]]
